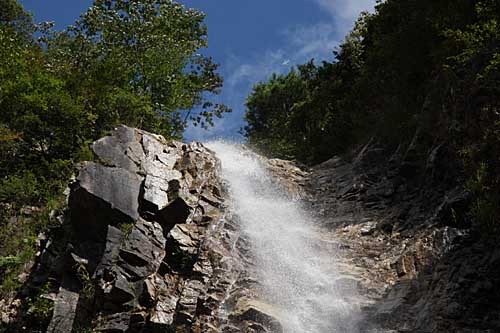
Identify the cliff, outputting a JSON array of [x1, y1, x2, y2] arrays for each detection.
[[3, 126, 240, 332], [2, 127, 499, 332], [302, 141, 500, 332]]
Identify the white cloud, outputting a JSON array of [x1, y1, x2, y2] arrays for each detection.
[[225, 49, 287, 89], [224, 21, 341, 89], [283, 22, 339, 60], [185, 21, 341, 142], [185, 0, 377, 142], [315, 0, 376, 19], [219, 0, 377, 99], [312, 0, 376, 36]]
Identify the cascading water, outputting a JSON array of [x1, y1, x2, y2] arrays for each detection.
[[206, 142, 360, 333]]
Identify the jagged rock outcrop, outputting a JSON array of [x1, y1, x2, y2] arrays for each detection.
[[1, 127, 297, 333], [9, 126, 238, 333]]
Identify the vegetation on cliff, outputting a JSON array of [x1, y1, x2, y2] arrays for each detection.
[[244, 0, 500, 235], [0, 0, 228, 298]]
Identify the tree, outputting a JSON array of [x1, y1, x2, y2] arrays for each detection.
[[244, 69, 308, 159], [0, 0, 234, 304], [244, 0, 500, 235], [0, 0, 231, 205], [0, 0, 33, 35], [443, 0, 500, 233], [45, 0, 229, 138], [243, 16, 369, 164]]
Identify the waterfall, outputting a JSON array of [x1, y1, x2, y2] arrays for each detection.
[[206, 142, 360, 333]]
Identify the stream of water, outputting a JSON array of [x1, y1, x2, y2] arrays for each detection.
[[207, 142, 359, 333]]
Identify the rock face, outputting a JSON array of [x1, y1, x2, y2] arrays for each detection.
[[303, 140, 500, 332], [231, 299, 284, 333], [1, 127, 301, 333], [5, 129, 499, 332], [32, 126, 235, 332]]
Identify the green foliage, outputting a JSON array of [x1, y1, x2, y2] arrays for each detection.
[[0, 0, 25, 23], [0, 255, 24, 294], [26, 282, 55, 329], [28, 296, 53, 325], [0, 173, 39, 204], [244, 16, 368, 164], [244, 0, 500, 236], [74, 141, 96, 162], [44, 0, 229, 138], [118, 221, 135, 238], [467, 162, 500, 237], [0, 0, 229, 203], [0, 196, 65, 298], [0, 0, 33, 39], [0, 229, 37, 297], [0, 161, 71, 208], [0, 255, 22, 268], [75, 262, 95, 300], [245, 69, 308, 159], [472, 196, 500, 235], [73, 327, 94, 333], [0, 0, 229, 300]]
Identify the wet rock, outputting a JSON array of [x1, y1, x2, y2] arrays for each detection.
[[70, 163, 143, 245], [72, 127, 231, 332], [150, 294, 179, 327], [101, 268, 137, 308], [304, 139, 500, 332], [267, 158, 309, 199], [156, 197, 193, 229], [394, 255, 416, 278], [0, 299, 21, 326], [231, 299, 284, 333], [97, 225, 124, 271], [433, 187, 471, 227], [146, 276, 177, 328], [360, 221, 378, 236], [140, 134, 179, 177], [8, 126, 235, 333], [142, 175, 170, 212], [176, 279, 205, 324], [200, 187, 224, 208]]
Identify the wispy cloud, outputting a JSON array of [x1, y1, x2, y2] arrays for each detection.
[[225, 49, 288, 89], [185, 24, 339, 142], [283, 22, 339, 60], [224, 21, 340, 91], [312, 0, 377, 36], [185, 0, 377, 142], [314, 0, 376, 19]]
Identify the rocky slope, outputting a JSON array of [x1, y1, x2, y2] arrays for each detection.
[[2, 127, 499, 332], [3, 126, 278, 332], [298, 141, 500, 332]]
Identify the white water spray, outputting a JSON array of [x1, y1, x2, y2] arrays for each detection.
[[207, 142, 360, 333]]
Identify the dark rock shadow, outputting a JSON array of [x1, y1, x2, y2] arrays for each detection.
[[304, 138, 500, 332]]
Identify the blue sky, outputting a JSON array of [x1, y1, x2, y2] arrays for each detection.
[[19, 0, 376, 142]]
